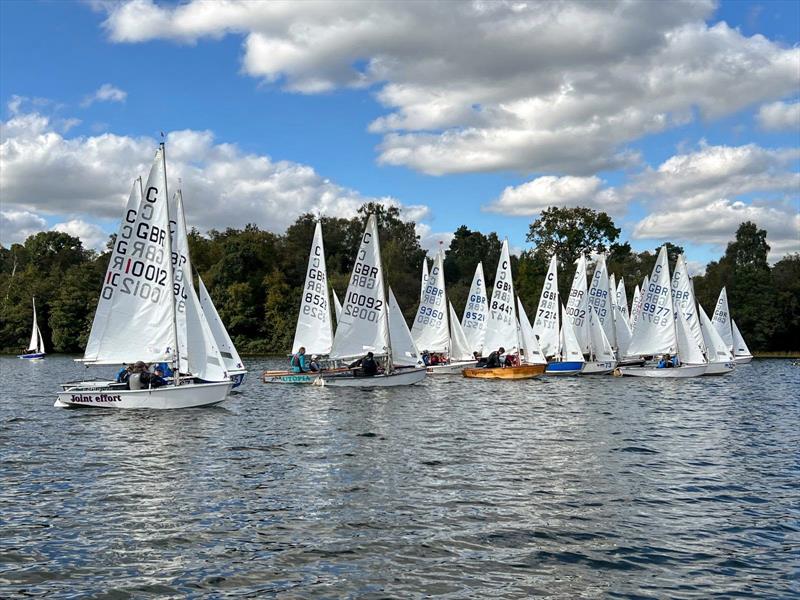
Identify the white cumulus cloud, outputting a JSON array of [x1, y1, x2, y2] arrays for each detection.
[[81, 83, 128, 107], [51, 219, 110, 251], [756, 100, 800, 132], [0, 210, 47, 246], [486, 175, 623, 216], [95, 0, 800, 176]]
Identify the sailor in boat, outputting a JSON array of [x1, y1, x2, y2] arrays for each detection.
[[115, 365, 133, 385], [483, 347, 504, 368], [308, 355, 321, 372], [349, 352, 379, 377], [421, 350, 431, 366], [290, 347, 311, 373], [656, 353, 679, 368]]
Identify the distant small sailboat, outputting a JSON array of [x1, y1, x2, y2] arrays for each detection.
[[545, 306, 585, 375], [731, 319, 753, 364], [18, 297, 45, 360], [582, 305, 617, 374], [698, 304, 736, 375], [199, 277, 247, 387]]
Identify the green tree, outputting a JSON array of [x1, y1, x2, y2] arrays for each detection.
[[525, 206, 621, 267]]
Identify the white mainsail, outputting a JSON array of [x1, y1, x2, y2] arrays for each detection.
[[533, 255, 560, 357], [565, 254, 589, 352], [411, 251, 449, 353], [587, 254, 616, 350], [83, 178, 143, 361], [613, 299, 633, 358], [388, 287, 422, 367], [671, 254, 704, 352], [199, 277, 245, 374], [483, 239, 518, 352], [330, 215, 390, 359], [332, 288, 343, 322], [616, 278, 630, 326], [461, 262, 488, 352], [518, 297, 546, 365], [626, 246, 676, 357], [448, 303, 474, 361], [559, 305, 585, 363], [83, 147, 176, 364], [292, 222, 333, 355], [587, 305, 616, 361], [711, 287, 734, 349], [731, 319, 752, 359], [698, 304, 735, 364]]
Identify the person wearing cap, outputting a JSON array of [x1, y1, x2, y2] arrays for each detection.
[[308, 355, 320, 372]]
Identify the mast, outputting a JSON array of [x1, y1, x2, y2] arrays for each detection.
[[161, 142, 181, 386], [374, 216, 393, 372]]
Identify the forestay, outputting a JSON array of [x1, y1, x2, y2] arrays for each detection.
[[199, 277, 245, 374], [711, 287, 734, 349], [588, 305, 616, 361], [517, 297, 546, 364], [411, 251, 449, 353], [461, 262, 488, 352], [626, 246, 675, 357], [587, 254, 616, 350], [698, 304, 734, 363], [671, 254, 704, 352], [82, 148, 176, 364], [330, 215, 389, 359], [483, 240, 518, 352], [448, 303, 474, 361], [292, 222, 333, 355], [533, 255, 559, 357], [83, 178, 142, 362], [565, 254, 589, 352], [388, 288, 422, 367]]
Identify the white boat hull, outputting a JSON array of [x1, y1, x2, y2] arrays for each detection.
[[322, 368, 427, 387], [703, 361, 736, 376], [581, 361, 617, 375], [618, 364, 707, 378], [426, 361, 477, 374], [734, 355, 753, 364], [55, 381, 232, 409]]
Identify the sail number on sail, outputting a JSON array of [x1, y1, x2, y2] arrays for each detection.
[[464, 291, 486, 328], [303, 243, 329, 321], [103, 191, 170, 303], [344, 234, 384, 323], [640, 266, 671, 325], [490, 260, 514, 325], [416, 263, 445, 327]]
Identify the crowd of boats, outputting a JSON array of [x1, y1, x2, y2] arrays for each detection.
[[32, 144, 750, 409]]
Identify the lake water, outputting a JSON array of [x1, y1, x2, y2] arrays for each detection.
[[1, 356, 798, 598]]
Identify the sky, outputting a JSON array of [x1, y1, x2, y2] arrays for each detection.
[[1, 0, 798, 271]]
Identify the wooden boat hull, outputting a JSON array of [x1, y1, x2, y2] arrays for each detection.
[[321, 368, 427, 387], [618, 364, 707, 378], [54, 380, 232, 409], [463, 364, 546, 380], [703, 361, 736, 376], [545, 361, 584, 375], [426, 361, 477, 374], [581, 361, 617, 375], [734, 355, 753, 365], [18, 353, 45, 360]]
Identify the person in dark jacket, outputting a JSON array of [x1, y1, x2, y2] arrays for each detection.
[[484, 347, 504, 368], [349, 352, 379, 376]]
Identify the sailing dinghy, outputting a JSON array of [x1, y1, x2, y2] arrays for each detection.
[[413, 251, 476, 374], [545, 306, 586, 375], [711, 288, 753, 364], [461, 262, 488, 355], [18, 297, 45, 359], [464, 240, 545, 379], [56, 145, 232, 409], [263, 221, 336, 384], [698, 304, 736, 375], [582, 305, 617, 374], [198, 277, 247, 387], [322, 215, 426, 387], [619, 246, 707, 378]]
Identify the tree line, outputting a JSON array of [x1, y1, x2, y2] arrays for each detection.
[[1, 204, 797, 354]]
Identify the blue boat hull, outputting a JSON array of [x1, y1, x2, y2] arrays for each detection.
[[545, 361, 583, 375], [230, 372, 247, 388], [18, 353, 45, 360]]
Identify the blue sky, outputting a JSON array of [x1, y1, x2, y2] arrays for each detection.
[[1, 0, 798, 268]]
